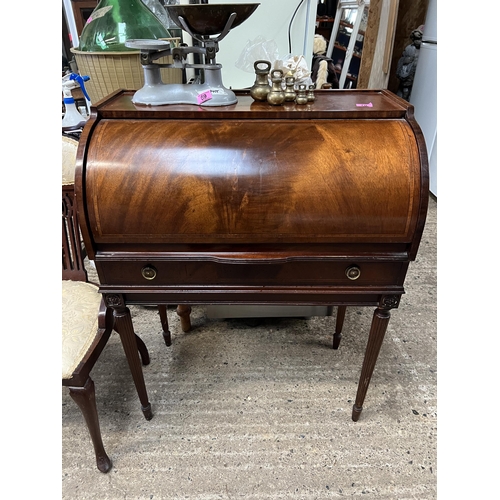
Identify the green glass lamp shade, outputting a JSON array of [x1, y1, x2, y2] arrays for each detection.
[[79, 0, 171, 52]]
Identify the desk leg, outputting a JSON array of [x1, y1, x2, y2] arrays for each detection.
[[158, 305, 172, 346], [105, 294, 153, 421], [333, 305, 346, 349], [352, 296, 399, 422], [176, 304, 192, 333]]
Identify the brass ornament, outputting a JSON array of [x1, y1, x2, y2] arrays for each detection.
[[250, 60, 272, 102]]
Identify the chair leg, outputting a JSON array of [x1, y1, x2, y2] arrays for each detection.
[[68, 377, 112, 473], [176, 304, 192, 333], [158, 305, 172, 346], [333, 305, 347, 349]]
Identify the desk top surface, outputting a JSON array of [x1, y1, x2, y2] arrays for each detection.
[[92, 89, 410, 120]]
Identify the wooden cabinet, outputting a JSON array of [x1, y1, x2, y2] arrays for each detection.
[[315, 15, 335, 41], [70, 0, 98, 36], [75, 89, 429, 421]]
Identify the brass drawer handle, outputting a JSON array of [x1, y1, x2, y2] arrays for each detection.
[[345, 265, 361, 280], [141, 265, 157, 280]]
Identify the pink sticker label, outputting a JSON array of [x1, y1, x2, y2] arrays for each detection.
[[356, 102, 373, 107], [197, 90, 213, 104]]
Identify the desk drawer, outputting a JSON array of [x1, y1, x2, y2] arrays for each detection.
[[96, 258, 407, 288]]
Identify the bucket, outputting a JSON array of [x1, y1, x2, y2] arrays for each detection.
[[71, 38, 183, 103]]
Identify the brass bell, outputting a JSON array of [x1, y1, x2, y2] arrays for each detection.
[[250, 60, 272, 102], [284, 76, 296, 102], [266, 69, 285, 106], [295, 84, 308, 105], [307, 84, 315, 102]]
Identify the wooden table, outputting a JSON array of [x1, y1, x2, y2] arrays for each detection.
[[75, 89, 428, 421]]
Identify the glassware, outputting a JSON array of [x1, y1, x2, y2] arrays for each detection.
[[141, 0, 177, 30], [79, 0, 172, 52]]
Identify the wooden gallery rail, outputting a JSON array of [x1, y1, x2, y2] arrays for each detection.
[[75, 89, 428, 422]]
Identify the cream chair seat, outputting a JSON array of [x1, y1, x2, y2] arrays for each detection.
[[62, 280, 102, 379]]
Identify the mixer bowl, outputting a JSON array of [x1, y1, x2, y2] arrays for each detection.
[[166, 4, 260, 36]]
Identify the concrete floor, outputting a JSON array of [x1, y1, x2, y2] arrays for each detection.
[[62, 197, 437, 499]]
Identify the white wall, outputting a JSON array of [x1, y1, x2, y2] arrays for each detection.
[[211, 0, 318, 89]]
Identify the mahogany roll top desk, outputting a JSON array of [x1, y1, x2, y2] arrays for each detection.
[[75, 89, 428, 421]]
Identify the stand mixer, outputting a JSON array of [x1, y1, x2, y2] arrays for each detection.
[[126, 3, 260, 106]]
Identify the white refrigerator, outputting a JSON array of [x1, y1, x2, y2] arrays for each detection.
[[409, 0, 437, 196]]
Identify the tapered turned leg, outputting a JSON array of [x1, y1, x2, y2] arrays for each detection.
[[158, 305, 172, 346], [176, 304, 192, 333], [333, 305, 347, 349], [114, 323, 150, 365], [69, 377, 112, 473], [352, 305, 391, 422], [106, 295, 153, 420], [135, 335, 150, 365]]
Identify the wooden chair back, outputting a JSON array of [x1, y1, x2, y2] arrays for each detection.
[[62, 135, 87, 282]]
